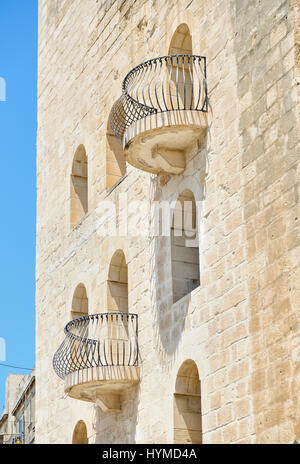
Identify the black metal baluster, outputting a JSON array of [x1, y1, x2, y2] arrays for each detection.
[[148, 59, 156, 110], [97, 316, 103, 367], [182, 55, 186, 109], [161, 57, 168, 111], [169, 56, 174, 111], [188, 55, 194, 110], [135, 314, 139, 365], [128, 315, 133, 366], [202, 56, 208, 111], [141, 63, 149, 108], [103, 314, 108, 366], [110, 313, 113, 366], [116, 313, 119, 366], [154, 58, 163, 112], [176, 55, 180, 110], [122, 314, 126, 366], [195, 56, 202, 110]]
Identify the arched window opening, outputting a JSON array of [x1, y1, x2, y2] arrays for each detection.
[[107, 250, 128, 314], [168, 24, 193, 109], [70, 145, 88, 229], [171, 190, 200, 303], [72, 420, 88, 444], [71, 284, 88, 320], [174, 360, 202, 444]]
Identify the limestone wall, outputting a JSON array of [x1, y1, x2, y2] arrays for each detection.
[[36, 0, 300, 443]]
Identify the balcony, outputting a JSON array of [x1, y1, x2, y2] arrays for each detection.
[[110, 54, 207, 175], [53, 313, 139, 413]]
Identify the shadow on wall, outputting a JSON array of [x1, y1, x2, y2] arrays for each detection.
[[70, 145, 88, 229], [106, 127, 126, 190], [93, 384, 140, 444], [149, 134, 208, 362], [231, 0, 299, 442]]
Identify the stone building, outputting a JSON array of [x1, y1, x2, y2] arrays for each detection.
[[0, 371, 35, 444], [36, 0, 300, 444]]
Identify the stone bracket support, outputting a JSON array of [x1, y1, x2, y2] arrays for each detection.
[[95, 394, 121, 413]]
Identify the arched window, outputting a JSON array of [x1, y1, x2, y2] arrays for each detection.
[[168, 24, 193, 108], [174, 360, 202, 444], [171, 190, 200, 303], [70, 145, 88, 229], [107, 250, 128, 314], [72, 420, 88, 444], [71, 284, 88, 320]]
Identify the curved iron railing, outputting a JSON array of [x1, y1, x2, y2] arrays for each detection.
[[53, 313, 139, 380], [110, 54, 207, 141]]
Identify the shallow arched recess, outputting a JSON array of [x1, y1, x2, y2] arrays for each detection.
[[107, 249, 128, 313], [72, 420, 88, 444], [71, 283, 88, 320], [107, 250, 129, 366], [70, 144, 88, 229], [106, 114, 126, 189], [171, 189, 200, 303], [168, 24, 193, 109], [69, 284, 89, 372], [168, 23, 192, 55], [174, 360, 202, 444]]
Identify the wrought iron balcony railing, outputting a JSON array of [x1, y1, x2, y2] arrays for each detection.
[[110, 54, 207, 143], [53, 313, 139, 380]]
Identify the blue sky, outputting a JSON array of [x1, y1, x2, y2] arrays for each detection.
[[0, 0, 37, 410]]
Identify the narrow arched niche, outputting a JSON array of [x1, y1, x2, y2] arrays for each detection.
[[72, 420, 88, 444], [71, 284, 88, 320], [107, 250, 128, 313], [107, 250, 129, 365], [168, 23, 192, 55], [70, 145, 88, 229], [106, 116, 126, 189], [168, 24, 193, 108], [174, 360, 202, 444], [171, 190, 200, 303]]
